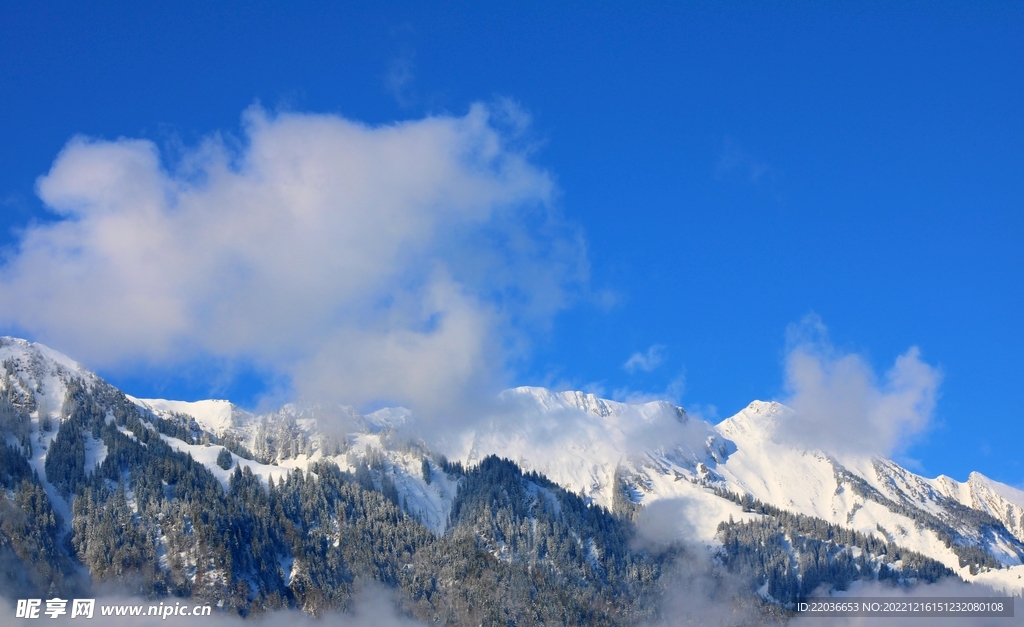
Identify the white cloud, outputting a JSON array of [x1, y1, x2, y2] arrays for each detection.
[[612, 371, 686, 406], [0, 104, 585, 419], [616, 345, 683, 405], [776, 316, 941, 458], [385, 49, 416, 107], [623, 344, 666, 373]]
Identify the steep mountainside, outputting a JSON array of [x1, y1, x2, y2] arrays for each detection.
[[2, 336, 1022, 622], [458, 391, 1024, 593]]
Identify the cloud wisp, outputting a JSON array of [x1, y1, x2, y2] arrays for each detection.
[[0, 104, 585, 421], [624, 344, 667, 373], [385, 48, 416, 107], [775, 316, 941, 459]]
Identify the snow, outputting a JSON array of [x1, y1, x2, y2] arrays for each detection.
[[715, 413, 854, 520], [0, 336, 95, 384], [930, 472, 1024, 544], [971, 564, 1024, 596], [436, 391, 1024, 584], [6, 336, 1024, 594], [131, 397, 242, 435], [634, 480, 756, 544], [443, 386, 721, 509], [0, 336, 98, 430], [336, 432, 458, 533], [386, 451, 459, 534], [970, 472, 1024, 507], [364, 406, 411, 432], [158, 434, 297, 490], [83, 432, 107, 472], [21, 410, 73, 536], [278, 555, 295, 586]]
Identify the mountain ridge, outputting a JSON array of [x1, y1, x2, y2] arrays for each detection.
[[3, 335, 1023, 613]]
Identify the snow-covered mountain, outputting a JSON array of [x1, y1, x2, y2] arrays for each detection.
[[4, 336, 1024, 598], [422, 388, 1024, 593]]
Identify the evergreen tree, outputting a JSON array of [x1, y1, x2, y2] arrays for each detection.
[[217, 448, 234, 470], [421, 457, 431, 484]]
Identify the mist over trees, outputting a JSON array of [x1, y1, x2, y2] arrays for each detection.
[[0, 372, 978, 625], [1, 377, 666, 623]]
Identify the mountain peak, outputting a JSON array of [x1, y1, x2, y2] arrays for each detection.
[[130, 397, 242, 436], [715, 400, 787, 443], [745, 399, 787, 415], [0, 336, 95, 380], [0, 336, 97, 421], [503, 386, 686, 423]]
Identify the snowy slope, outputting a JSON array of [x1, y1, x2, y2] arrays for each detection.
[[158, 433, 298, 489], [6, 337, 1024, 591], [440, 393, 1024, 588], [933, 472, 1024, 543], [706, 403, 979, 572], [130, 397, 244, 436], [449, 387, 731, 508], [0, 336, 97, 421], [1, 337, 101, 534], [130, 396, 458, 534]]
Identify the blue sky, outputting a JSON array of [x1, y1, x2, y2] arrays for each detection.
[[1, 2, 1021, 486]]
